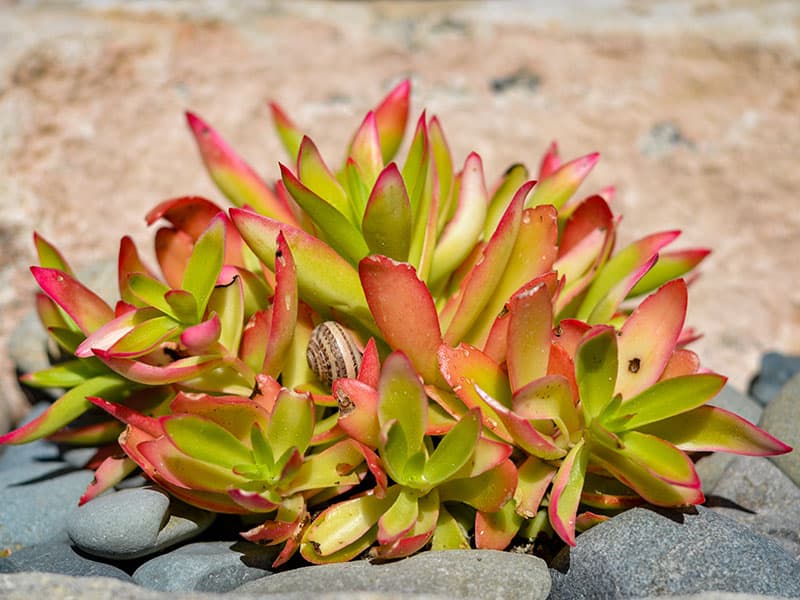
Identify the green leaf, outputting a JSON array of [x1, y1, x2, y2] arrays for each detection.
[[377, 352, 428, 454], [266, 390, 315, 458], [638, 404, 791, 456], [108, 315, 181, 357], [484, 163, 529, 238], [127, 273, 180, 320], [250, 423, 274, 467], [361, 163, 412, 261], [0, 374, 129, 444], [297, 136, 354, 224], [34, 232, 74, 275], [182, 218, 225, 320], [576, 326, 618, 423], [164, 414, 252, 468], [616, 430, 699, 487], [164, 290, 198, 324], [606, 374, 726, 431], [548, 438, 589, 546], [381, 420, 410, 484], [422, 409, 480, 486], [429, 152, 488, 287], [431, 505, 470, 550], [378, 487, 419, 544], [206, 275, 244, 354], [22, 358, 106, 389]]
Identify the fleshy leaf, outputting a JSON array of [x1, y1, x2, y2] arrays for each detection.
[[528, 152, 599, 210], [269, 101, 304, 160], [373, 80, 410, 163], [182, 217, 225, 320], [614, 430, 700, 487], [378, 487, 419, 545], [163, 414, 252, 468], [477, 386, 566, 459], [437, 343, 512, 440], [475, 500, 522, 550], [361, 163, 412, 261], [280, 164, 369, 265], [422, 408, 480, 485], [378, 352, 427, 455], [638, 405, 792, 456], [607, 373, 727, 430], [230, 209, 373, 330], [360, 256, 443, 385], [628, 249, 710, 298], [94, 351, 224, 386], [429, 152, 488, 287], [443, 181, 530, 345], [465, 205, 558, 347], [548, 438, 589, 546], [34, 232, 75, 275], [267, 389, 315, 459], [32, 267, 114, 335], [484, 164, 529, 239], [589, 439, 704, 507], [615, 279, 687, 400], [512, 375, 580, 440], [262, 233, 298, 377], [79, 455, 138, 505], [514, 457, 556, 517], [0, 375, 128, 445], [506, 281, 552, 392], [576, 231, 680, 322], [576, 326, 618, 423], [186, 112, 297, 224], [348, 111, 383, 187], [296, 136, 353, 223], [439, 459, 517, 512]]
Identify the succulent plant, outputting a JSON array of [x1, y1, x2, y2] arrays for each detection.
[[1, 80, 790, 565]]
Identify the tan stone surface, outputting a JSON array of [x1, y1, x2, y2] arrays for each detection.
[[1, 1, 799, 428]]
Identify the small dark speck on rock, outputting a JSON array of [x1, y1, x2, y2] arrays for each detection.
[[490, 69, 541, 94]]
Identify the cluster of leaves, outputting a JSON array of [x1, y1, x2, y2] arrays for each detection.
[[2, 81, 790, 566]]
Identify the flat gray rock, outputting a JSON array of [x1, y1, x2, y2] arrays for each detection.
[[549, 506, 800, 599], [237, 549, 550, 600], [133, 541, 277, 592], [0, 572, 448, 599], [67, 487, 215, 560], [0, 542, 132, 581], [710, 456, 800, 559], [0, 462, 93, 551], [759, 372, 800, 487]]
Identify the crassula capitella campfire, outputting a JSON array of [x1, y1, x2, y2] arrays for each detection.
[[2, 80, 790, 565]]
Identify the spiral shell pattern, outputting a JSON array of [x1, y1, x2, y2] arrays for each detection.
[[306, 321, 363, 389]]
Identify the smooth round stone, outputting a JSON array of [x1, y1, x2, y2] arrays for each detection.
[[749, 351, 800, 406], [548, 506, 800, 599], [0, 462, 93, 551], [711, 456, 800, 559], [133, 540, 277, 592], [67, 487, 215, 560], [237, 549, 551, 600], [0, 543, 132, 581], [759, 372, 800, 487]]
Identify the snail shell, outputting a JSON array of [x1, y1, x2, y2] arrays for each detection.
[[307, 321, 363, 389]]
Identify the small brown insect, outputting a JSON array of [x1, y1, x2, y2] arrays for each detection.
[[306, 321, 363, 389]]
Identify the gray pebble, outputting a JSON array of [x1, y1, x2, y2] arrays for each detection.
[[749, 352, 800, 406], [0, 543, 132, 581], [68, 487, 215, 560], [237, 549, 551, 600], [759, 372, 800, 487], [0, 462, 93, 551], [133, 540, 277, 592], [549, 506, 800, 599], [710, 456, 800, 559]]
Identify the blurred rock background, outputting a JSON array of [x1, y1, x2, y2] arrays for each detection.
[[1, 0, 798, 431]]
